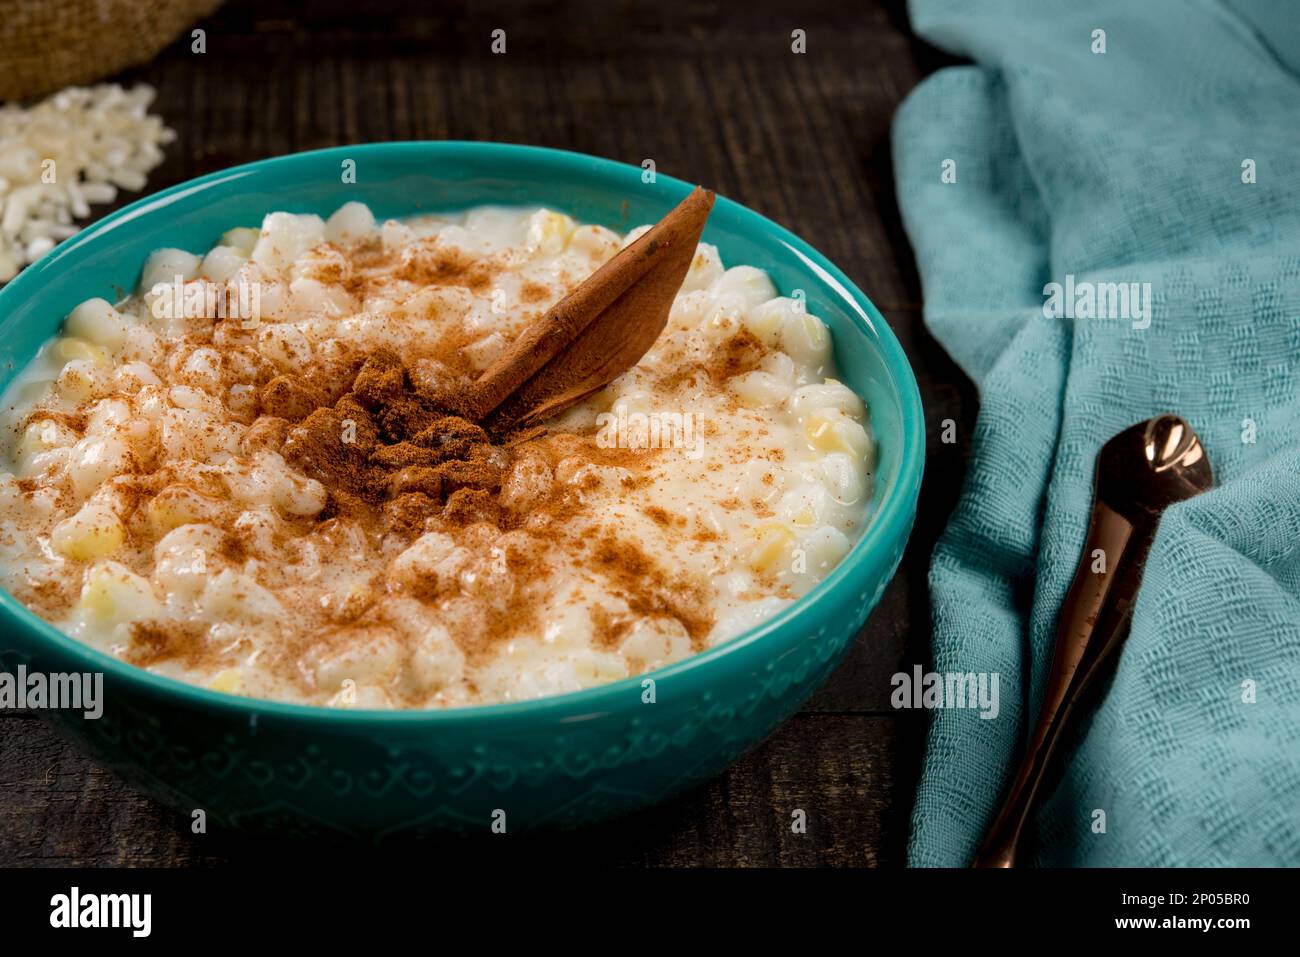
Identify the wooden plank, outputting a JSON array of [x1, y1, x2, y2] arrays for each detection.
[[0, 711, 925, 867], [101, 0, 933, 309]]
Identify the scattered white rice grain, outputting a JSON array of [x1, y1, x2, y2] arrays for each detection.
[[0, 83, 172, 283], [80, 183, 118, 204], [109, 168, 147, 192], [24, 237, 54, 260]]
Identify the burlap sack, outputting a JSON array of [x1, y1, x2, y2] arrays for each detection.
[[0, 0, 223, 101]]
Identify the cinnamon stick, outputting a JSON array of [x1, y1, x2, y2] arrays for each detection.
[[465, 186, 716, 432]]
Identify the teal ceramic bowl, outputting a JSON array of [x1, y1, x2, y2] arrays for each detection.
[[0, 143, 923, 839]]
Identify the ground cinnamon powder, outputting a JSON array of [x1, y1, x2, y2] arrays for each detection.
[[278, 348, 509, 533], [262, 347, 719, 670], [587, 531, 713, 650]]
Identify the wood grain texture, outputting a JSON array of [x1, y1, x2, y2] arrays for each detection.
[[1, 711, 926, 867], [0, 0, 974, 867]]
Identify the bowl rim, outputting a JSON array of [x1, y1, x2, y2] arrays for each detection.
[[0, 141, 925, 726]]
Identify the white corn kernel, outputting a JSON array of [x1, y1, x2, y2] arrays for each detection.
[[141, 247, 201, 293], [257, 322, 312, 370], [745, 296, 802, 348], [79, 561, 162, 626], [389, 532, 464, 592], [325, 202, 376, 245], [18, 418, 77, 457], [52, 501, 125, 560], [314, 626, 403, 691], [710, 265, 778, 313], [805, 407, 871, 460], [209, 668, 243, 694], [251, 212, 326, 274], [199, 245, 246, 283], [789, 379, 865, 421], [152, 523, 223, 597], [816, 451, 869, 505], [272, 469, 326, 517], [159, 406, 240, 462], [119, 323, 162, 364], [748, 522, 795, 574], [619, 616, 692, 672], [406, 622, 466, 694], [462, 331, 508, 371], [147, 484, 225, 534], [779, 311, 832, 371], [67, 433, 133, 499], [56, 358, 109, 404], [220, 227, 259, 257], [779, 482, 834, 529], [114, 360, 161, 392], [200, 568, 283, 621], [66, 298, 132, 350], [55, 337, 110, 367], [566, 224, 620, 264], [680, 242, 725, 293], [525, 209, 576, 256], [730, 368, 790, 407], [798, 525, 852, 577]]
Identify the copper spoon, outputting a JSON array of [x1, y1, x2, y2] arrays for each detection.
[[972, 415, 1214, 868]]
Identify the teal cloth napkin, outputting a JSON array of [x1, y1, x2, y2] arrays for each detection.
[[893, 0, 1300, 866]]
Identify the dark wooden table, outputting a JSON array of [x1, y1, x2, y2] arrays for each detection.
[[0, 0, 973, 866]]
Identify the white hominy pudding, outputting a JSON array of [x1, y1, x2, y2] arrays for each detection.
[[0, 202, 874, 708]]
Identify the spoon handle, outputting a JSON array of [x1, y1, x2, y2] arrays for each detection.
[[972, 501, 1139, 868], [972, 416, 1213, 868]]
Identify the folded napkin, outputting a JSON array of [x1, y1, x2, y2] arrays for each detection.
[[893, 0, 1300, 866]]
